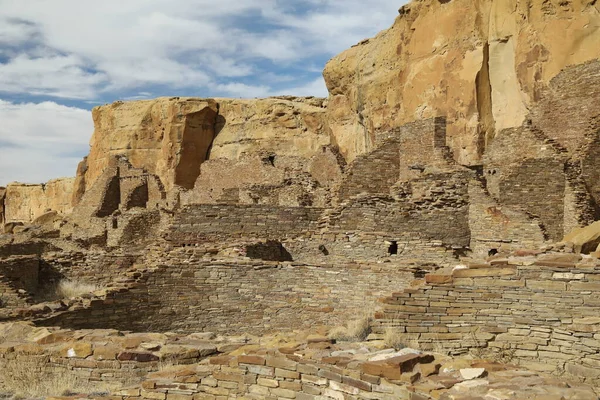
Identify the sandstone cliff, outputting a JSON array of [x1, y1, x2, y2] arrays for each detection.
[[323, 0, 600, 164], [77, 96, 330, 203], [210, 97, 329, 160], [79, 98, 219, 196], [3, 179, 74, 224]]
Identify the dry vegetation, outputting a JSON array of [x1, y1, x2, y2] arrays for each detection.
[[1, 357, 82, 398], [328, 316, 372, 342], [0, 356, 127, 398], [55, 280, 98, 299], [383, 328, 408, 350]]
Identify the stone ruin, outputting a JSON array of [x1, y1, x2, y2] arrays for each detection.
[[1, 0, 600, 399]]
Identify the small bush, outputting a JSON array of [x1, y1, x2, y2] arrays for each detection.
[[383, 328, 408, 350], [56, 280, 98, 299], [329, 316, 372, 342]]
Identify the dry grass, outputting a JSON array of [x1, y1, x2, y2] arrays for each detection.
[[56, 279, 98, 299], [1, 357, 79, 398], [0, 357, 124, 398], [328, 316, 372, 342], [383, 328, 408, 350]]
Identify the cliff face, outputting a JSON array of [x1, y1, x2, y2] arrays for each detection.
[[323, 0, 600, 164], [3, 179, 74, 224], [81, 98, 219, 195], [211, 97, 329, 160]]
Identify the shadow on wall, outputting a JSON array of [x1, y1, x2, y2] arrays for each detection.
[[175, 111, 226, 190], [245, 240, 293, 262]]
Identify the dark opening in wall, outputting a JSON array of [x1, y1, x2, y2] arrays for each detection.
[[245, 240, 293, 262], [388, 241, 398, 255], [262, 154, 276, 167], [488, 248, 499, 257], [318, 244, 329, 256]]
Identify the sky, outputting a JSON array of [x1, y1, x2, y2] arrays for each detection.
[[0, 0, 406, 185]]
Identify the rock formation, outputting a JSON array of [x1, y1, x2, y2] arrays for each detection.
[[2, 179, 74, 224], [2, 0, 600, 397], [323, 0, 600, 164]]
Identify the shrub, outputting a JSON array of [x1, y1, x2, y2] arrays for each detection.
[[328, 316, 372, 342], [383, 328, 407, 350]]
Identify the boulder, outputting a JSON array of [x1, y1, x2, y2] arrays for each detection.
[[563, 221, 600, 254]]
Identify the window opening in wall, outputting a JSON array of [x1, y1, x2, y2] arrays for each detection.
[[112, 218, 118, 229], [488, 248, 498, 257], [388, 241, 398, 255], [318, 244, 329, 256], [262, 154, 276, 166]]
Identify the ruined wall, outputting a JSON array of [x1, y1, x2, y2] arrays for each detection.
[[0, 323, 219, 394], [0, 256, 38, 310], [468, 179, 546, 255], [373, 255, 600, 384], [333, 172, 471, 249], [531, 60, 600, 155], [337, 117, 451, 201], [167, 204, 324, 246], [3, 178, 74, 224], [35, 251, 412, 334]]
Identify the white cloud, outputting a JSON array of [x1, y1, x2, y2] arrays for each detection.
[[0, 100, 92, 185], [0, 0, 406, 99], [274, 78, 329, 98], [0, 54, 106, 99]]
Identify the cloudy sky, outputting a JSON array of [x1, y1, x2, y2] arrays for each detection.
[[0, 0, 405, 185]]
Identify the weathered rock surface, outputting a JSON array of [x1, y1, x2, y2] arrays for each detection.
[[78, 96, 330, 204], [3, 179, 74, 224], [81, 97, 219, 194], [0, 187, 5, 226], [210, 96, 330, 160], [323, 0, 600, 164]]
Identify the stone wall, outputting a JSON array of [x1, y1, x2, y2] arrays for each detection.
[[34, 250, 412, 334], [0, 323, 220, 394], [467, 178, 547, 255], [167, 204, 324, 246], [372, 253, 600, 384], [332, 172, 472, 249], [0, 256, 38, 309]]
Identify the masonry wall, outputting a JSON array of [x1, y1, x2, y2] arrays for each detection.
[[35, 249, 412, 334], [0, 256, 38, 310], [467, 179, 546, 255], [167, 204, 324, 246], [331, 172, 471, 249], [372, 257, 600, 384]]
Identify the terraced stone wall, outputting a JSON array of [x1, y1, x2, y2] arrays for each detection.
[[372, 255, 600, 384]]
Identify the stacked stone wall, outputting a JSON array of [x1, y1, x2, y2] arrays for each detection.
[[0, 256, 38, 310], [167, 205, 323, 246], [34, 250, 412, 334], [372, 256, 600, 384]]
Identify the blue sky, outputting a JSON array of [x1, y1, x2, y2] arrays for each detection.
[[0, 0, 405, 185]]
